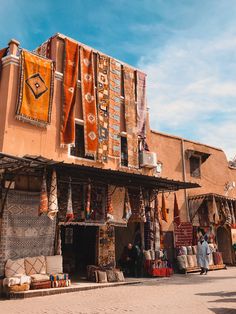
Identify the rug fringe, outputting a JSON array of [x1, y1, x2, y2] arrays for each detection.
[[15, 114, 48, 128]]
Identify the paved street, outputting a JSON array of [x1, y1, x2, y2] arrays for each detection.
[[1, 267, 236, 314]]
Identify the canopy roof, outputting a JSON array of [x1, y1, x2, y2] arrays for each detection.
[[189, 193, 236, 202], [0, 153, 200, 192]]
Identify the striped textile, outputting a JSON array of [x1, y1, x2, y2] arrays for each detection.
[[97, 53, 110, 162], [109, 59, 121, 158], [80, 46, 98, 157]]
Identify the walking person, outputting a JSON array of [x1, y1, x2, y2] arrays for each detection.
[[197, 234, 210, 275]]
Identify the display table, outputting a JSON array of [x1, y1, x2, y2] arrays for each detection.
[[144, 260, 173, 277]]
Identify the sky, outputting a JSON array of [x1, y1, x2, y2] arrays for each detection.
[[0, 0, 235, 159]]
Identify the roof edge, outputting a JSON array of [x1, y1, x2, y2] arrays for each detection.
[[151, 129, 223, 152]]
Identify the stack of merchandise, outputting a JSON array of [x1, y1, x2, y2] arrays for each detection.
[[176, 246, 198, 271], [143, 249, 173, 277], [176, 245, 224, 272], [87, 265, 125, 283], [49, 273, 71, 288]]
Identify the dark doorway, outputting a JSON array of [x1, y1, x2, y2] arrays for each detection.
[[115, 222, 141, 265], [61, 225, 98, 277], [217, 226, 233, 264]]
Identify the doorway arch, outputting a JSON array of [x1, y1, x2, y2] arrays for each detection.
[[216, 226, 232, 264]]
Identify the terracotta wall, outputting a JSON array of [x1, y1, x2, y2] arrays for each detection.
[[150, 130, 236, 231], [0, 36, 151, 175]]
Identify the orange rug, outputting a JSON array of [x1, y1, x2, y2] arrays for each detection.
[[123, 65, 139, 167], [16, 50, 54, 127], [80, 46, 98, 157], [61, 38, 79, 145]]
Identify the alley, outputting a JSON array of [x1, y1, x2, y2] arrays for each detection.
[[1, 268, 236, 314]]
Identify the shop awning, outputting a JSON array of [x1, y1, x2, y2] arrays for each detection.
[[0, 153, 200, 192], [188, 193, 236, 202], [0, 153, 59, 173], [53, 162, 199, 192]]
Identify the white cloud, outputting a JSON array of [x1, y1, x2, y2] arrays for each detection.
[[138, 32, 236, 159]]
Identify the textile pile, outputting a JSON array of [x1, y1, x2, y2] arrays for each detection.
[[2, 254, 71, 293], [87, 265, 125, 283], [176, 245, 224, 271]]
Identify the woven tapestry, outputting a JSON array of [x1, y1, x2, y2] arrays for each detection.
[[123, 66, 139, 168], [98, 225, 116, 268], [154, 193, 162, 250], [33, 37, 53, 59], [57, 180, 84, 222], [109, 185, 126, 226], [60, 38, 79, 146], [97, 53, 110, 162], [80, 46, 98, 157], [107, 185, 114, 221], [136, 71, 147, 138], [48, 170, 58, 220], [123, 188, 132, 222], [174, 193, 181, 227], [38, 172, 48, 216], [16, 50, 54, 127], [66, 180, 74, 222], [108, 59, 121, 158], [161, 192, 168, 222], [0, 190, 56, 276]]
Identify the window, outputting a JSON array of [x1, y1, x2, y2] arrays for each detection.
[[70, 124, 94, 160], [190, 156, 201, 178], [121, 136, 128, 167]]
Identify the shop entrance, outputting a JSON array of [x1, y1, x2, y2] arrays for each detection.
[[217, 226, 233, 264], [61, 225, 98, 278], [115, 222, 142, 274]]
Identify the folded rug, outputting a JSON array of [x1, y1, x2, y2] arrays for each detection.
[[31, 280, 51, 290]]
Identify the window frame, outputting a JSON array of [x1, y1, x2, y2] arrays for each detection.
[[189, 154, 202, 178], [68, 119, 96, 162], [120, 132, 128, 167]]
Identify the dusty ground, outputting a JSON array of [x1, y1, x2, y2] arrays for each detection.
[[1, 267, 236, 314]]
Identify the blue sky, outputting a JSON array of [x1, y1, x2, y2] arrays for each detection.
[[0, 0, 236, 159]]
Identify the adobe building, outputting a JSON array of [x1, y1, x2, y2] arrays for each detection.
[[150, 130, 236, 266], [0, 34, 198, 283]]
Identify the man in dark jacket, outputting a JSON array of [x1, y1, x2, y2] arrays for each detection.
[[120, 243, 143, 277]]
